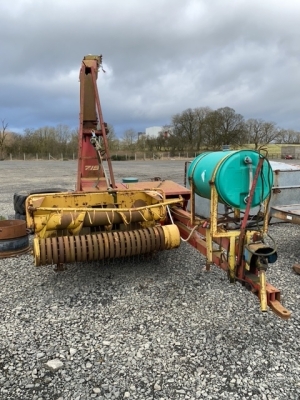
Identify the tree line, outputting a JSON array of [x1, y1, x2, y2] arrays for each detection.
[[1, 107, 300, 159], [139, 107, 300, 153], [0, 123, 118, 160]]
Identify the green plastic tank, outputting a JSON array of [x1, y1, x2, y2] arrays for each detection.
[[187, 150, 273, 209]]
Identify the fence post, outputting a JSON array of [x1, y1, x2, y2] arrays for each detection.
[[24, 153, 25, 161], [135, 153, 136, 161], [10, 153, 12, 161], [36, 153, 38, 160]]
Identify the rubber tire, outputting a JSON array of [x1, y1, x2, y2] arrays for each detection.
[[13, 188, 68, 215], [15, 213, 26, 221], [0, 235, 29, 254], [13, 192, 28, 215]]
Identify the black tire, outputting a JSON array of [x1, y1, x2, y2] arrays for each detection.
[[15, 212, 26, 221], [13, 192, 28, 214], [0, 235, 29, 257], [13, 188, 69, 215]]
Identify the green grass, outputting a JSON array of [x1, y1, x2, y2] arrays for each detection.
[[240, 143, 297, 157]]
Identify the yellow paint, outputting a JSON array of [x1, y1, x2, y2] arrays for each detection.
[[162, 224, 181, 249], [259, 270, 267, 312], [33, 238, 40, 267], [26, 190, 183, 239]]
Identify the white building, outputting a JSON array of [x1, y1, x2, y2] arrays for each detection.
[[145, 126, 163, 138], [139, 126, 173, 140]]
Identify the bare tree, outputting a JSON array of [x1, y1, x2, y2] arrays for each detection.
[[275, 128, 300, 144], [202, 110, 221, 150], [172, 108, 196, 150], [106, 124, 119, 150], [246, 119, 281, 149], [121, 128, 137, 150], [0, 119, 9, 159], [216, 107, 247, 147], [194, 107, 212, 150]]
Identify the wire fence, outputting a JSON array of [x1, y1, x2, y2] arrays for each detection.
[[4, 151, 199, 161], [2, 151, 285, 161]]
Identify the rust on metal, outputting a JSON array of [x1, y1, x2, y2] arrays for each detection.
[[77, 55, 116, 191], [26, 189, 184, 239], [271, 204, 300, 224], [0, 219, 27, 239], [33, 225, 180, 266], [0, 219, 30, 258]]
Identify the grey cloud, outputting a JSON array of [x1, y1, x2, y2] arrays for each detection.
[[0, 0, 300, 134]]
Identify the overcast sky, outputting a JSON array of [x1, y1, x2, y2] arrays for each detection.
[[1, 0, 300, 137]]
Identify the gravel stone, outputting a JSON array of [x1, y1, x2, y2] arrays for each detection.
[[0, 160, 300, 400], [69, 348, 77, 356], [45, 359, 64, 371]]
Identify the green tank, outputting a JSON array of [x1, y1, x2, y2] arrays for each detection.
[[187, 150, 273, 209]]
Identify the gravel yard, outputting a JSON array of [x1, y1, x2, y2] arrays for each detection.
[[0, 160, 300, 400]]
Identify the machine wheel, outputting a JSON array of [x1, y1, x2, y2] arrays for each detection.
[[14, 212, 26, 221], [13, 188, 69, 216], [0, 235, 29, 257]]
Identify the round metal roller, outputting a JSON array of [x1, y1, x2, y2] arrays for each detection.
[[68, 236, 76, 263], [96, 233, 104, 259], [157, 226, 166, 250], [102, 233, 109, 259], [147, 228, 156, 252], [134, 230, 142, 255], [63, 236, 71, 263], [152, 226, 161, 251], [80, 236, 87, 261], [52, 237, 59, 264], [128, 231, 136, 256], [75, 236, 82, 262], [143, 229, 152, 254], [40, 238, 46, 265], [107, 232, 115, 258], [161, 224, 180, 249], [34, 225, 180, 266], [58, 237, 65, 264], [122, 231, 131, 257], [139, 229, 145, 253], [46, 237, 53, 264], [119, 231, 126, 257], [86, 234, 94, 261], [113, 232, 121, 258], [92, 234, 99, 260]]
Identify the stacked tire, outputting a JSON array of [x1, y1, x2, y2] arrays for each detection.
[[13, 188, 68, 221]]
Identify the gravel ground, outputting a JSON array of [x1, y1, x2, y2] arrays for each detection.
[[0, 160, 300, 400]]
